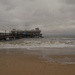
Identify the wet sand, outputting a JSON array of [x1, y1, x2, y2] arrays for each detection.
[[0, 48, 75, 75]]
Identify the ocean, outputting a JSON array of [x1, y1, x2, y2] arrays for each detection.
[[0, 37, 75, 64], [0, 37, 75, 49]]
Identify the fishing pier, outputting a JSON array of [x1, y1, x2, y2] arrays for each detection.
[[0, 28, 43, 41]]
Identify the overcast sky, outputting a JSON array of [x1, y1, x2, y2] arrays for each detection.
[[0, 0, 75, 36]]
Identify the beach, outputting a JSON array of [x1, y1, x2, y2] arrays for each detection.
[[0, 48, 75, 75]]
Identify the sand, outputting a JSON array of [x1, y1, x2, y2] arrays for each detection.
[[0, 49, 75, 75]]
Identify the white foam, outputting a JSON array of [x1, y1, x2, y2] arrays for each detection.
[[0, 38, 75, 49]]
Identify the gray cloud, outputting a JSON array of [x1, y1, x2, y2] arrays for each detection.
[[0, 0, 75, 36], [63, 0, 75, 5]]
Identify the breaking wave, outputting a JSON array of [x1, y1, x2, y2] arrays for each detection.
[[0, 38, 75, 49]]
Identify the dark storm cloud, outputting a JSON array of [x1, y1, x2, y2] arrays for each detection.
[[0, 0, 75, 36]]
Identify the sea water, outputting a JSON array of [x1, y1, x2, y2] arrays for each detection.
[[0, 38, 75, 49], [0, 38, 75, 64]]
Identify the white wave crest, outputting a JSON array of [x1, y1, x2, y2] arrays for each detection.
[[0, 38, 75, 49]]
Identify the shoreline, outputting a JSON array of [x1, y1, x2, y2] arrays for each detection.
[[0, 48, 75, 64], [0, 47, 75, 55]]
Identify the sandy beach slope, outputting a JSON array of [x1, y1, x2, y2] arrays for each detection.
[[0, 48, 75, 75]]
